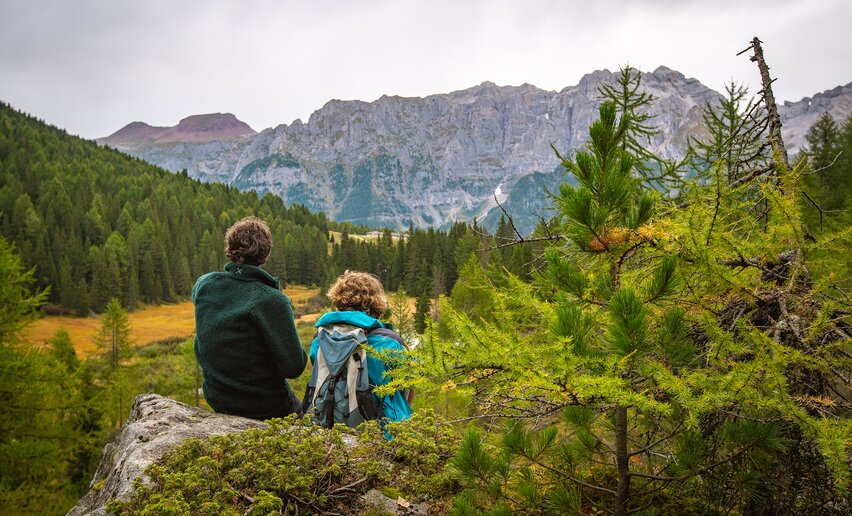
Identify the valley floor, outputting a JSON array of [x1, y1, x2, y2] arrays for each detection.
[[24, 286, 321, 357]]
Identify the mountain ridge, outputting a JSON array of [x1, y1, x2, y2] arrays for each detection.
[[100, 113, 255, 146], [99, 68, 852, 231]]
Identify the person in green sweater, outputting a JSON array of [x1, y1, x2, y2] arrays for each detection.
[[192, 216, 307, 420]]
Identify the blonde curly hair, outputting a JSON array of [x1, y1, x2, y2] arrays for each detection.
[[326, 271, 388, 319]]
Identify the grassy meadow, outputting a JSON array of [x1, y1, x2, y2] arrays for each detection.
[[24, 286, 322, 358]]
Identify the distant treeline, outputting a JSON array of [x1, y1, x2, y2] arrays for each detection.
[[0, 102, 535, 314]]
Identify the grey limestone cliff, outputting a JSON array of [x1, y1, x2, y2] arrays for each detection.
[[101, 69, 851, 232], [780, 82, 852, 152]]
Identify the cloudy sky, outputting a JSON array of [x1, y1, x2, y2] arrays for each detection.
[[1, 0, 849, 140]]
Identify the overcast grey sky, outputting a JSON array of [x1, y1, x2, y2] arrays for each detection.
[[1, 0, 849, 139]]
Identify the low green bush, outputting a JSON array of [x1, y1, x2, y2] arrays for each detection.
[[106, 410, 458, 515]]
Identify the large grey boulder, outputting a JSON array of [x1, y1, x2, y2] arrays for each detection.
[[67, 394, 266, 516]]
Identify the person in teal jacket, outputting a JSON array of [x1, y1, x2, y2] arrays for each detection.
[[309, 271, 412, 423], [193, 217, 307, 420]]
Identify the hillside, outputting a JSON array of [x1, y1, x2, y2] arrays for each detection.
[[0, 102, 337, 314]]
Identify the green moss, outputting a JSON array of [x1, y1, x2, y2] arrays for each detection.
[[377, 486, 401, 499]]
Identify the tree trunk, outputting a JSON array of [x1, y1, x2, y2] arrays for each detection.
[[749, 37, 790, 170], [615, 405, 630, 516]]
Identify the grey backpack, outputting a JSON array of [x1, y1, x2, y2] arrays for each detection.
[[302, 324, 384, 428]]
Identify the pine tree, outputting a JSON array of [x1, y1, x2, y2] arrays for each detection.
[[414, 290, 430, 334], [48, 328, 79, 371], [388, 287, 415, 341], [799, 113, 852, 278], [804, 111, 841, 184], [0, 236, 48, 344], [598, 66, 682, 190], [95, 298, 133, 368]]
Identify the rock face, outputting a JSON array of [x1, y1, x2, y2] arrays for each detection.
[[100, 70, 851, 232], [779, 82, 852, 152], [67, 394, 267, 516], [67, 394, 425, 516]]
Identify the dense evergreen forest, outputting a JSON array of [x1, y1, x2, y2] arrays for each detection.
[[1, 57, 851, 514], [0, 101, 537, 318], [0, 101, 340, 313]]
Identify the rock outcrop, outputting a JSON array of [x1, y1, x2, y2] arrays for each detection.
[[98, 70, 852, 232], [68, 394, 427, 516], [67, 394, 267, 515], [779, 82, 852, 152]]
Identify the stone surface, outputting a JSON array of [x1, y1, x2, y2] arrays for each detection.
[[98, 69, 851, 232], [67, 394, 266, 516], [362, 489, 429, 515], [780, 82, 852, 152]]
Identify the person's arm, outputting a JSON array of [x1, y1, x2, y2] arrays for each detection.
[[251, 290, 307, 378], [309, 334, 319, 365]]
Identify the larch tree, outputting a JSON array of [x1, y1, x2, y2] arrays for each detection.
[[95, 298, 133, 369], [403, 53, 850, 513]]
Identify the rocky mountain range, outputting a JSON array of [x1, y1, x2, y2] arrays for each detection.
[[99, 68, 851, 232]]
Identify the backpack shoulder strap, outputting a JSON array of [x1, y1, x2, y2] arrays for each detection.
[[367, 327, 408, 350]]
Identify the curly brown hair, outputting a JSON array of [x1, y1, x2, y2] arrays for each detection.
[[326, 271, 388, 319], [224, 216, 272, 266]]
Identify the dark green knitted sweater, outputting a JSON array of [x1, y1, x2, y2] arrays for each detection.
[[192, 262, 307, 420]]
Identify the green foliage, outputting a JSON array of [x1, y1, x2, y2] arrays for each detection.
[[555, 101, 655, 252], [95, 298, 133, 368], [0, 236, 48, 344], [48, 327, 79, 370], [689, 81, 765, 185], [805, 112, 842, 183], [388, 288, 415, 341], [407, 90, 852, 514], [798, 112, 852, 280], [449, 254, 497, 319], [598, 66, 684, 190], [414, 290, 431, 333], [107, 410, 459, 515], [0, 239, 90, 514]]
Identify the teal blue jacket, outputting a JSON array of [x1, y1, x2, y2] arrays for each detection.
[[311, 311, 413, 423], [193, 262, 307, 420]]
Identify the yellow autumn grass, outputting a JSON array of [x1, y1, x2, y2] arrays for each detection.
[[23, 286, 321, 358], [327, 231, 403, 245]]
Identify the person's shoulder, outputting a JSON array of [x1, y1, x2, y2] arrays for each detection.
[[192, 271, 225, 294], [195, 270, 220, 283], [254, 283, 292, 309], [367, 326, 407, 350], [316, 311, 379, 329]]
